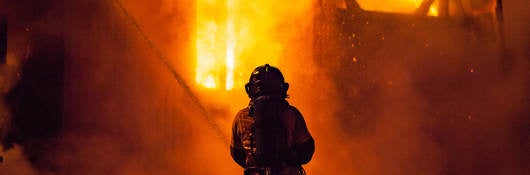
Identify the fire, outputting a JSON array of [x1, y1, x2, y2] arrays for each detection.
[[195, 0, 289, 90], [195, 0, 439, 91], [195, 0, 228, 90]]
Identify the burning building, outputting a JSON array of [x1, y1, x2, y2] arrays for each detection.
[[0, 0, 528, 175]]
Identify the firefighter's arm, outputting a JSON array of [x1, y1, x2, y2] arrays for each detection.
[[230, 145, 246, 167], [230, 113, 246, 168], [289, 137, 315, 165], [287, 107, 315, 165]]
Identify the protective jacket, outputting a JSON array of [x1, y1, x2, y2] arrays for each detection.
[[231, 98, 314, 175]]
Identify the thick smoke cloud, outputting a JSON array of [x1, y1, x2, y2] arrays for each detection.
[[1, 0, 234, 174], [291, 1, 529, 175], [0, 0, 528, 175]]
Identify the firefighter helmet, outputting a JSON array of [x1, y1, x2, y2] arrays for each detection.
[[245, 64, 289, 99]]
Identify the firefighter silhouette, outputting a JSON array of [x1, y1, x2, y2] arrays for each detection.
[[231, 64, 315, 175]]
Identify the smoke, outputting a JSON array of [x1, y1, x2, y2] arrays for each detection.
[[1, 0, 235, 174], [0, 0, 528, 175], [0, 145, 42, 175], [286, 0, 530, 175]]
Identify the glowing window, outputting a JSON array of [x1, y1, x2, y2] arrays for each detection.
[[356, 0, 439, 16]]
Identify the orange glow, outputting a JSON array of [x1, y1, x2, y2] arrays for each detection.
[[357, 0, 438, 16], [195, 0, 440, 91], [196, 0, 293, 90]]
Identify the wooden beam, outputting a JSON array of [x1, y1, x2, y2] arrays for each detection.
[[416, 0, 435, 16], [438, 0, 449, 17]]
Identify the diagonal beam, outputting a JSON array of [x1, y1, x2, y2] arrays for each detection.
[[112, 0, 230, 145], [415, 0, 435, 16]]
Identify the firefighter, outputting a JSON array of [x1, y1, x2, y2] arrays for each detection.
[[230, 64, 315, 175]]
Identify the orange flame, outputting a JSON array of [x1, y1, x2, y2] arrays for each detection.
[[195, 0, 287, 90], [195, 0, 439, 91]]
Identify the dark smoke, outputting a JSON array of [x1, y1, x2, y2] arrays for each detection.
[[1, 0, 233, 174]]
